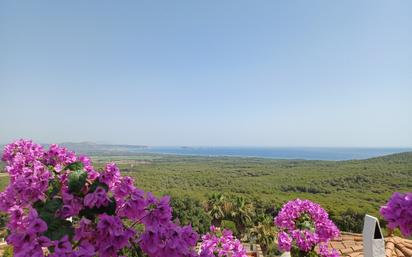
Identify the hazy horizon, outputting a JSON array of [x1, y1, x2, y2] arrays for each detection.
[[1, 140, 412, 149], [1, 1, 411, 147]]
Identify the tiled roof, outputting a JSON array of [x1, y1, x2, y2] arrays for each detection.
[[323, 232, 412, 257]]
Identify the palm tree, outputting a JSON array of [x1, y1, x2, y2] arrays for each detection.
[[206, 193, 226, 227], [248, 215, 277, 255], [230, 196, 255, 236]]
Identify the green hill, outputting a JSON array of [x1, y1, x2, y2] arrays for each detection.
[[0, 151, 411, 234], [88, 152, 412, 217]]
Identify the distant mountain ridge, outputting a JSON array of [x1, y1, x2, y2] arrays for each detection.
[[56, 142, 148, 155], [59, 142, 147, 149], [365, 151, 412, 163], [0, 142, 148, 156]]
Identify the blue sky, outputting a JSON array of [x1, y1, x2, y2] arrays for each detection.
[[0, 1, 411, 147]]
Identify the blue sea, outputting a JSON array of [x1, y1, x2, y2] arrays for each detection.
[[132, 147, 412, 161]]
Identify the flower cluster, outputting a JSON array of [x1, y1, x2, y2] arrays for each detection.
[[140, 222, 198, 257], [0, 139, 198, 257], [6, 208, 52, 257], [275, 199, 340, 257], [380, 192, 412, 237], [0, 140, 51, 210], [199, 226, 247, 257]]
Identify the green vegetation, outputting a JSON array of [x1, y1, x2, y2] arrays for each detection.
[[1, 245, 13, 257], [100, 152, 412, 216], [94, 150, 412, 256], [0, 152, 411, 256], [170, 196, 211, 235]]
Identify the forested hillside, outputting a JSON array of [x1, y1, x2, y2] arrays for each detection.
[[0, 152, 410, 255]]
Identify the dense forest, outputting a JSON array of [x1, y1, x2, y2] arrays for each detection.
[[89, 152, 412, 214], [0, 152, 411, 256]]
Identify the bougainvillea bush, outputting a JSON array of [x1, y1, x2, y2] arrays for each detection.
[[380, 192, 412, 237], [274, 199, 340, 257], [0, 139, 199, 257], [198, 226, 247, 257]]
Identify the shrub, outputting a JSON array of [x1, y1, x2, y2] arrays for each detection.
[[171, 196, 211, 234], [2, 245, 13, 257], [221, 220, 239, 236], [329, 208, 364, 233], [0, 139, 198, 257]]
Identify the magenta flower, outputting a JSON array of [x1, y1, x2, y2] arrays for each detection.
[[278, 231, 292, 251], [6, 208, 50, 257], [84, 187, 110, 208], [113, 176, 135, 200], [74, 218, 95, 242], [199, 226, 247, 257], [2, 139, 44, 164], [319, 243, 340, 257], [1, 139, 199, 257], [275, 199, 340, 256], [142, 193, 172, 228], [74, 242, 96, 257], [78, 155, 99, 181], [95, 214, 136, 257], [116, 187, 147, 220], [99, 162, 121, 189], [60, 188, 84, 218], [45, 144, 77, 169], [27, 216, 48, 234], [140, 221, 199, 257], [53, 235, 73, 255], [380, 192, 412, 237]]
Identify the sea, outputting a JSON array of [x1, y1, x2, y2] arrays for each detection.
[[131, 146, 412, 161]]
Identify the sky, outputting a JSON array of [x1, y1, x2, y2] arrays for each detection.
[[0, 1, 411, 147]]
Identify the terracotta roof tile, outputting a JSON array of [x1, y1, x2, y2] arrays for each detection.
[[386, 241, 395, 256], [351, 245, 363, 252], [395, 248, 405, 257], [343, 241, 356, 247], [324, 232, 412, 257], [341, 248, 355, 254]]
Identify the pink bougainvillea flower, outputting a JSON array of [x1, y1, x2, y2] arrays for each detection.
[[380, 192, 412, 237], [275, 199, 340, 256], [1, 139, 199, 257], [199, 226, 247, 257]]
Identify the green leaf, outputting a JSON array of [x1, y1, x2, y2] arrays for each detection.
[[33, 200, 45, 210], [89, 180, 109, 193], [34, 198, 62, 217], [64, 161, 84, 171], [47, 179, 61, 197], [34, 198, 73, 241], [39, 211, 55, 225], [68, 170, 88, 195], [36, 198, 63, 224], [79, 207, 96, 220], [44, 219, 74, 241], [44, 198, 63, 213], [79, 197, 117, 219], [104, 197, 117, 215]]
